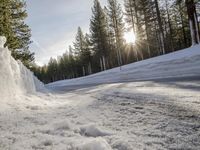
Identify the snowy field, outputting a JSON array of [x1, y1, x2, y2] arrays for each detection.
[[0, 37, 200, 150]]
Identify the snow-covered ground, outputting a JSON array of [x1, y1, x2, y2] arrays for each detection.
[[1, 80, 200, 150], [0, 36, 200, 150]]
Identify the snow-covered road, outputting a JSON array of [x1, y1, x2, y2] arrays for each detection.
[[1, 39, 200, 149], [1, 77, 200, 150]]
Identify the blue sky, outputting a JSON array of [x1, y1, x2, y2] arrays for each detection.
[[25, 0, 123, 66]]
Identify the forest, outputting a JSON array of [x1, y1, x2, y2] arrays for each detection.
[[1, 0, 200, 83]]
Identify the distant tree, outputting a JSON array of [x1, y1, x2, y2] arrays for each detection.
[[90, 0, 110, 71], [47, 58, 58, 82], [154, 0, 166, 54], [107, 0, 125, 67]]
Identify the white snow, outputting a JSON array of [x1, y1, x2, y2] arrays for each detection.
[[0, 35, 200, 150], [0, 36, 45, 101], [78, 138, 112, 150], [80, 124, 112, 137]]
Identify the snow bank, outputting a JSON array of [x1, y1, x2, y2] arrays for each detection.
[[0, 36, 45, 99]]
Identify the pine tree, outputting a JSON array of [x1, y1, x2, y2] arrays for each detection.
[[0, 0, 34, 65], [68, 45, 76, 78], [124, 0, 142, 43], [163, 0, 174, 51], [84, 34, 92, 74], [124, 0, 136, 41], [137, 0, 155, 57], [104, 6, 117, 68], [185, 0, 200, 45], [73, 27, 92, 75], [154, 0, 166, 54], [107, 0, 125, 67], [47, 58, 58, 82], [73, 27, 85, 56], [90, 0, 110, 71]]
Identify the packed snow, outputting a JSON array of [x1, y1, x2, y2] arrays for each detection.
[[0, 36, 200, 150]]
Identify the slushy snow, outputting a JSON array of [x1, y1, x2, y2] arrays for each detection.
[[0, 36, 200, 150]]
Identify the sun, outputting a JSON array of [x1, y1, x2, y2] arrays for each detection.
[[124, 30, 136, 44]]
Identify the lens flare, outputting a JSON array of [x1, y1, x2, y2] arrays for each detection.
[[124, 31, 136, 44]]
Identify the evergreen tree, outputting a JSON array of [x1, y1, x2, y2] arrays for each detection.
[[107, 0, 125, 67], [73, 27, 85, 56], [0, 0, 34, 66], [154, 0, 166, 54], [47, 58, 58, 82], [90, 0, 110, 71], [73, 27, 92, 75], [124, 0, 141, 43], [84, 34, 92, 74], [104, 6, 117, 68], [185, 0, 200, 45]]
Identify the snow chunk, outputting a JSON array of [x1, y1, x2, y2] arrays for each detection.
[[54, 120, 72, 131], [78, 138, 112, 150], [0, 36, 6, 48], [112, 140, 133, 150], [80, 124, 112, 137]]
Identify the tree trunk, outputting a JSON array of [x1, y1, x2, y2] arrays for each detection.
[[165, 0, 174, 51], [128, 0, 136, 43], [178, 3, 188, 47], [100, 57, 103, 71], [143, 8, 151, 57], [185, 0, 200, 45], [88, 62, 92, 75], [82, 66, 86, 76], [102, 56, 106, 71], [154, 0, 165, 54]]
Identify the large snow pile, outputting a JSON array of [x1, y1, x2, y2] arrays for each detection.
[[0, 36, 45, 99], [47, 44, 200, 88]]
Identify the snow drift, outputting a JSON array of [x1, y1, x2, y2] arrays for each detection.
[[0, 36, 45, 99]]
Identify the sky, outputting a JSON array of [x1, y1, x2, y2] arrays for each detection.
[[25, 0, 124, 66]]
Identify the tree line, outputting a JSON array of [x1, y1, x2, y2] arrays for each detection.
[[0, 0, 34, 66], [33, 0, 200, 83]]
